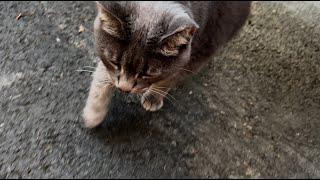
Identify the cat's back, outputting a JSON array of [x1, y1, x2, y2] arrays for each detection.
[[179, 1, 251, 24], [178, 1, 252, 55]]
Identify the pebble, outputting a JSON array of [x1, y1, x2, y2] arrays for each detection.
[[58, 24, 67, 30], [171, 141, 177, 147]]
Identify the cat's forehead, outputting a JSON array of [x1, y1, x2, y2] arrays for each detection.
[[134, 1, 190, 28], [100, 1, 190, 33], [96, 1, 195, 54]]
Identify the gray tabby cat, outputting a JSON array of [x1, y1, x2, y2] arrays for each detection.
[[83, 1, 251, 128]]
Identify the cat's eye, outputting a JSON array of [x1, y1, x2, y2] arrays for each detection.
[[136, 72, 149, 79], [142, 71, 161, 79], [143, 67, 161, 78], [142, 74, 153, 79]]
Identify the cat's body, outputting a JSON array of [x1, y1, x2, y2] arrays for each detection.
[[83, 1, 251, 128]]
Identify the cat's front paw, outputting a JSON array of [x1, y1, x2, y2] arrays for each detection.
[[141, 92, 164, 112], [82, 107, 107, 129]]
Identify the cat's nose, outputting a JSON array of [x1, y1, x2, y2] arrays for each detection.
[[117, 81, 132, 92]]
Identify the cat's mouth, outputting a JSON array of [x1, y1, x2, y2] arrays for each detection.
[[129, 87, 149, 94], [113, 78, 150, 94], [116, 86, 149, 94]]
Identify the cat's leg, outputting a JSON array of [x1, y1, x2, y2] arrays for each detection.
[[141, 79, 172, 112], [141, 56, 210, 112], [141, 71, 187, 111], [82, 61, 115, 128]]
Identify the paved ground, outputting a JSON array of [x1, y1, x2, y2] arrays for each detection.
[[0, 1, 319, 178]]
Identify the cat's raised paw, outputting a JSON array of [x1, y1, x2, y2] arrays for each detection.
[[141, 93, 164, 112]]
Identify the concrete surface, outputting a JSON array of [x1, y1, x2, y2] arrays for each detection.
[[0, 1, 319, 178]]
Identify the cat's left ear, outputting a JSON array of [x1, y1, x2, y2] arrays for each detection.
[[96, 1, 124, 38], [159, 17, 199, 56]]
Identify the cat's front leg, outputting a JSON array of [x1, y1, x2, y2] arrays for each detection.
[[82, 61, 115, 128], [141, 79, 173, 112], [141, 88, 167, 112], [140, 65, 198, 112]]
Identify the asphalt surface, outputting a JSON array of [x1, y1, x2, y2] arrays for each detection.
[[0, 1, 320, 178]]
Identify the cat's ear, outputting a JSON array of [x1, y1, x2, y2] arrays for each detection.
[[159, 17, 199, 56], [96, 1, 123, 38]]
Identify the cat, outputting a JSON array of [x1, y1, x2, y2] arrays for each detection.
[[83, 1, 251, 128]]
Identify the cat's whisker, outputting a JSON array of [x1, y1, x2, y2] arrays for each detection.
[[149, 88, 176, 105], [151, 87, 183, 107], [98, 82, 113, 85], [142, 92, 153, 107], [83, 66, 96, 69], [97, 79, 114, 86], [172, 65, 196, 74], [148, 89, 166, 98], [98, 81, 112, 85], [174, 67, 196, 74], [153, 88, 182, 107], [76, 69, 94, 73], [151, 88, 169, 98], [98, 79, 112, 82], [97, 81, 114, 87], [148, 89, 174, 105], [153, 86, 172, 90], [152, 87, 177, 102]]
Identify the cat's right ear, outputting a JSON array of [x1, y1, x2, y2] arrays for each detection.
[[158, 17, 199, 57], [96, 1, 123, 38]]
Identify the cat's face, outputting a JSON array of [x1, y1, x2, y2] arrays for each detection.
[[94, 2, 198, 94]]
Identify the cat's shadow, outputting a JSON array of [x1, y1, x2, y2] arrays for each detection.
[[87, 73, 212, 144], [89, 91, 154, 144], [82, 74, 216, 177]]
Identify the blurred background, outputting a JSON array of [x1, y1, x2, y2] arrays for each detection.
[[0, 1, 319, 178]]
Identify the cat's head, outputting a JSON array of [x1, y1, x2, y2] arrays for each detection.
[[94, 1, 198, 93]]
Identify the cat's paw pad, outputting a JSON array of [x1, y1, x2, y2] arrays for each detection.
[[82, 108, 106, 129], [141, 93, 164, 112]]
